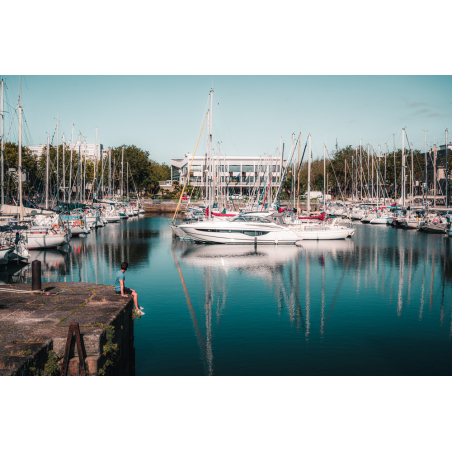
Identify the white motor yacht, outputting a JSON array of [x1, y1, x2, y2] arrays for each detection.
[[179, 213, 299, 244]]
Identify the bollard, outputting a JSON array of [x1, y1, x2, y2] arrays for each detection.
[[32, 260, 41, 291]]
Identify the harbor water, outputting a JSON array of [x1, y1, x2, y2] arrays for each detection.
[[4, 214, 452, 376]]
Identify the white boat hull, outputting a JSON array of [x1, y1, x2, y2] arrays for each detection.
[[26, 232, 68, 249], [179, 222, 298, 244], [369, 217, 393, 224], [294, 227, 352, 240], [0, 246, 15, 261]]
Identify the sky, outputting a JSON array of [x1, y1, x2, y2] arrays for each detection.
[[1, 75, 451, 164]]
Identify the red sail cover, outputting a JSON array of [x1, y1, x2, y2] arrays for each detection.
[[298, 212, 326, 221], [205, 208, 236, 217]]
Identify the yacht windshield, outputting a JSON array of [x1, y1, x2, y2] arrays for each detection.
[[232, 216, 272, 223]]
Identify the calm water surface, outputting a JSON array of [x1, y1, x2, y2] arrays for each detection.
[[5, 214, 452, 375]]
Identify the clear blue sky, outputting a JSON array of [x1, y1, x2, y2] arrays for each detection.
[[2, 75, 451, 163]]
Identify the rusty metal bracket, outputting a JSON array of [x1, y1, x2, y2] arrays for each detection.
[[61, 323, 86, 376]]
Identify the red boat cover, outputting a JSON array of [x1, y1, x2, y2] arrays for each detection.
[[298, 212, 326, 221], [205, 208, 236, 217]]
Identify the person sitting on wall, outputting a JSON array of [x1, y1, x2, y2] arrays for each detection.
[[115, 262, 144, 315]]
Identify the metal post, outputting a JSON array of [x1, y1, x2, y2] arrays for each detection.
[[32, 260, 41, 291]]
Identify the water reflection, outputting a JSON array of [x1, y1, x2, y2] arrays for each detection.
[[174, 224, 452, 375], [10, 215, 159, 285]]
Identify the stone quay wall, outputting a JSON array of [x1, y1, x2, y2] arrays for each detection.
[[0, 282, 135, 376]]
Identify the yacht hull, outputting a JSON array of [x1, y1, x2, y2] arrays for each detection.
[[179, 224, 298, 245], [26, 232, 68, 249]]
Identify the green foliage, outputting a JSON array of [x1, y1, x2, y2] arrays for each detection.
[[30, 350, 61, 376], [2, 141, 170, 200], [287, 144, 428, 198], [98, 326, 118, 376]]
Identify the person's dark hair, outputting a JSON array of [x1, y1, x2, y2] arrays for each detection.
[[121, 262, 129, 270]]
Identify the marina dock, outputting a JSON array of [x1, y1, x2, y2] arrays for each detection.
[[0, 282, 135, 376]]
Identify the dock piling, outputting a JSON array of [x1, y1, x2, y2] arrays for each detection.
[[32, 260, 41, 291]]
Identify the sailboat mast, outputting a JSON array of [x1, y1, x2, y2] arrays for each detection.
[[307, 134, 311, 215], [360, 139, 362, 200], [63, 134, 65, 203], [121, 146, 124, 199], [1, 79, 4, 206], [371, 146, 374, 200], [297, 133, 301, 214], [101, 143, 103, 200], [323, 142, 326, 208], [56, 118, 59, 203], [367, 144, 370, 201], [18, 76, 24, 220], [208, 89, 213, 220], [446, 129, 449, 208], [401, 128, 405, 207], [109, 149, 112, 196], [410, 142, 414, 203], [69, 124, 74, 203], [95, 127, 98, 199], [384, 143, 387, 206], [377, 145, 381, 202], [46, 133, 49, 209], [127, 161, 129, 201], [84, 140, 87, 203], [424, 131, 427, 207], [77, 133, 81, 203], [393, 134, 396, 201]]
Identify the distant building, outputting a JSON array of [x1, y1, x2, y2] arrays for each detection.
[[169, 154, 286, 196], [28, 141, 104, 160], [425, 142, 451, 197]]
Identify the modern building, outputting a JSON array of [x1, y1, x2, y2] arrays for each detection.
[[28, 141, 104, 160], [169, 154, 286, 196], [425, 142, 451, 198]]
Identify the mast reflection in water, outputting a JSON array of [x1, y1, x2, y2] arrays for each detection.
[[8, 216, 452, 376]]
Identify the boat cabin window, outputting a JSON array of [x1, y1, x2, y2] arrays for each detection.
[[237, 216, 271, 223]]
